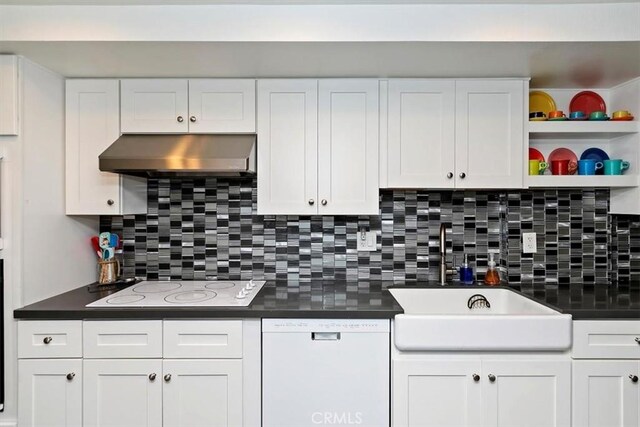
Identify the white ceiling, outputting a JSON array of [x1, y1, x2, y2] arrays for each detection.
[[1, 41, 639, 88]]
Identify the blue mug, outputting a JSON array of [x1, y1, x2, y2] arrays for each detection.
[[604, 159, 630, 175], [578, 159, 604, 175], [570, 111, 586, 120]]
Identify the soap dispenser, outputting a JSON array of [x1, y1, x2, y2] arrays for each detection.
[[459, 254, 474, 285], [484, 253, 501, 286]]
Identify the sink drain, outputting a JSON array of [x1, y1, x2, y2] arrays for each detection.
[[468, 294, 491, 309]]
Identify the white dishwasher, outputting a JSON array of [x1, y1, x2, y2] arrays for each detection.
[[262, 318, 390, 427]]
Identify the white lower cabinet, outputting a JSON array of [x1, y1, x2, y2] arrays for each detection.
[[18, 319, 259, 427], [163, 359, 243, 427], [393, 359, 482, 427], [393, 358, 570, 427], [573, 360, 640, 427], [482, 360, 571, 427], [83, 359, 163, 427], [18, 359, 83, 427]]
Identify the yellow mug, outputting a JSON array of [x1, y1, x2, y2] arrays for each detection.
[[612, 110, 632, 119], [529, 159, 548, 175]]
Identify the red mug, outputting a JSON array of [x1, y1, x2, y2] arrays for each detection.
[[551, 159, 577, 175]]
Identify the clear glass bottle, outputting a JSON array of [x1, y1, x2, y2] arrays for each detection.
[[484, 253, 501, 286]]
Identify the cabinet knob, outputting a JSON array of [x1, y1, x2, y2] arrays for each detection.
[[635, 337, 640, 345], [149, 373, 157, 381], [190, 116, 197, 123], [472, 374, 480, 382], [66, 373, 75, 381], [43, 337, 52, 344], [164, 374, 172, 382], [631, 375, 639, 383], [488, 374, 496, 382], [459, 172, 466, 179], [177, 116, 184, 123], [447, 172, 453, 179], [308, 199, 315, 206], [321, 199, 328, 206], [107, 199, 115, 206]]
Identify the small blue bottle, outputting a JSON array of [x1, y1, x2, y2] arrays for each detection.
[[459, 254, 474, 285]]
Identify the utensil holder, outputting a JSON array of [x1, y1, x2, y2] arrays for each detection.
[[98, 259, 120, 285]]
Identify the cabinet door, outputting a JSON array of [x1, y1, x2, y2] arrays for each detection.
[[189, 79, 255, 133], [455, 80, 525, 189], [387, 79, 455, 188], [0, 55, 19, 135], [318, 79, 379, 215], [393, 359, 482, 427], [483, 359, 571, 427], [83, 359, 162, 427], [257, 79, 318, 215], [121, 79, 188, 133], [18, 359, 82, 427], [66, 79, 122, 215], [163, 359, 243, 427], [573, 360, 640, 427]]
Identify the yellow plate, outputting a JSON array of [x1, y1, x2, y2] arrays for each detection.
[[529, 91, 557, 116], [529, 117, 548, 121]]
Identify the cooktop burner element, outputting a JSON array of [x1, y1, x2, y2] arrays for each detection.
[[164, 290, 217, 304], [87, 280, 266, 308]]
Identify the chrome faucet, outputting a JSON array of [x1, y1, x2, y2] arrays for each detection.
[[439, 223, 456, 286]]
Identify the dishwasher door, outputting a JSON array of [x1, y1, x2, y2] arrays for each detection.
[[262, 319, 390, 427]]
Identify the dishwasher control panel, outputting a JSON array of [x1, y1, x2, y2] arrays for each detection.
[[262, 318, 390, 333]]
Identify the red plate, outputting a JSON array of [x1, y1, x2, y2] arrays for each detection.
[[569, 91, 606, 116], [529, 148, 545, 162]]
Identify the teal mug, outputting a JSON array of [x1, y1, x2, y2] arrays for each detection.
[[603, 159, 630, 175]]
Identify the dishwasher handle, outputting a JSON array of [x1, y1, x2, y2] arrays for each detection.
[[311, 332, 341, 341]]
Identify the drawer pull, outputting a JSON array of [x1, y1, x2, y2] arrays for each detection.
[[43, 337, 53, 344], [631, 375, 639, 383], [635, 337, 640, 345], [488, 374, 496, 383], [164, 374, 172, 382], [149, 373, 157, 381], [311, 332, 341, 341], [472, 374, 480, 382], [66, 373, 75, 381]]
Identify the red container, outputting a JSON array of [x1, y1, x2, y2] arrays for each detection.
[[551, 159, 577, 175]]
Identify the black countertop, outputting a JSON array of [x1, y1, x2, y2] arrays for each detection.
[[13, 281, 640, 320], [13, 281, 403, 320]]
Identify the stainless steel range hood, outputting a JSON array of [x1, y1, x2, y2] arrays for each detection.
[[99, 134, 256, 177]]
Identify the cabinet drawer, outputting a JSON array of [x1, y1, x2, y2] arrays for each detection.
[[573, 321, 640, 359], [18, 321, 82, 359], [83, 320, 162, 358], [164, 320, 243, 359]]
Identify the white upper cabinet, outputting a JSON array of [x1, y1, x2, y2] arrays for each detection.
[[318, 79, 379, 215], [121, 79, 255, 133], [188, 79, 255, 133], [121, 79, 189, 133], [258, 79, 379, 215], [386, 79, 456, 188], [0, 55, 19, 135], [455, 80, 525, 189], [382, 79, 526, 189], [257, 79, 318, 215], [65, 79, 147, 215]]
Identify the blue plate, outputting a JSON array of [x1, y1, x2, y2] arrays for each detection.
[[580, 148, 610, 175]]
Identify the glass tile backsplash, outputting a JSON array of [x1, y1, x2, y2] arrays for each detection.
[[101, 178, 640, 293]]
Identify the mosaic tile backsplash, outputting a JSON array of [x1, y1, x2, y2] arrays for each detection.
[[101, 178, 640, 293]]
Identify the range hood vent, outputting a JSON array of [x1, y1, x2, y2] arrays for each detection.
[[99, 134, 256, 177]]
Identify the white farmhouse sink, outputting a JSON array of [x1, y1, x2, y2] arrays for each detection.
[[389, 287, 572, 351]]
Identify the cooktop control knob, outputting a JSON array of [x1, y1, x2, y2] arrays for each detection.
[[247, 280, 256, 289], [236, 289, 248, 299]]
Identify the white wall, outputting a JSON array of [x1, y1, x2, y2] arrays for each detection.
[[0, 56, 98, 426]]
